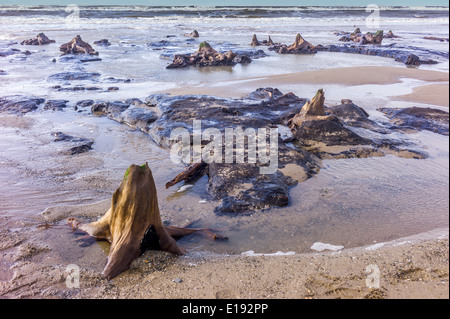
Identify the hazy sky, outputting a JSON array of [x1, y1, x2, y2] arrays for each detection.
[[0, 0, 448, 6]]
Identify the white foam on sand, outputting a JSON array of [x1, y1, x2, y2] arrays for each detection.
[[310, 242, 344, 252], [241, 250, 296, 257], [365, 243, 386, 251]]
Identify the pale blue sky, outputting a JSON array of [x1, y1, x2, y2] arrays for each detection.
[[0, 0, 448, 6]]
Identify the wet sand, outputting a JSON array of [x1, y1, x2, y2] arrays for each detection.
[[392, 83, 450, 107], [161, 66, 450, 99]]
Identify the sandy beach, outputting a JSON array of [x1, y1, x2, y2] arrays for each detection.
[[0, 209, 448, 299], [393, 83, 450, 107]]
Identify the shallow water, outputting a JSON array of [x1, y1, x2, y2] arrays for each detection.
[[0, 6, 448, 262]]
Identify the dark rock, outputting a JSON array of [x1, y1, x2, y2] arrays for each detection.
[[0, 70, 6, 75], [115, 106, 159, 133], [43, 100, 69, 111], [293, 115, 372, 147], [91, 101, 130, 118], [21, 33, 55, 45], [64, 143, 93, 155], [340, 99, 353, 105], [148, 40, 170, 49], [378, 107, 449, 136], [48, 72, 101, 81], [183, 30, 199, 38], [104, 77, 132, 83], [53, 132, 91, 144], [245, 88, 284, 101], [54, 86, 102, 92], [0, 48, 30, 58], [76, 100, 95, 108], [233, 49, 268, 60], [79, 56, 102, 63], [93, 39, 111, 47], [329, 103, 390, 134], [384, 30, 400, 39], [396, 54, 421, 66], [0, 96, 44, 114], [324, 44, 440, 66], [424, 36, 449, 42], [339, 28, 384, 45], [60, 35, 98, 56], [107, 87, 119, 91], [56, 55, 102, 63], [125, 98, 145, 106]]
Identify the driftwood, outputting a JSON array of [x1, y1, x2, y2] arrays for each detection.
[[165, 161, 208, 189], [80, 163, 224, 279]]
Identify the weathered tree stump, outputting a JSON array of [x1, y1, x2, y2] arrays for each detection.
[[81, 163, 182, 279], [60, 35, 98, 56], [80, 163, 226, 279]]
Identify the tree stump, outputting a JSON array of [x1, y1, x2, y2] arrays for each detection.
[[80, 163, 226, 279], [81, 163, 185, 279], [60, 35, 99, 56]]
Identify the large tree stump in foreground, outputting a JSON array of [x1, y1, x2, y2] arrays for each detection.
[[81, 163, 225, 280]]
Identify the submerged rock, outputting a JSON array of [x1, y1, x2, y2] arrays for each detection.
[[424, 36, 449, 42], [60, 35, 98, 56], [0, 96, 45, 114], [384, 30, 401, 39], [269, 33, 318, 54], [76, 100, 95, 108], [323, 44, 440, 66], [43, 100, 69, 111], [183, 30, 199, 38], [47, 71, 101, 81], [93, 39, 111, 47], [21, 33, 56, 45], [378, 107, 449, 136], [91, 101, 130, 118], [166, 41, 252, 69], [329, 102, 390, 134], [64, 143, 94, 155], [52, 132, 94, 155]]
